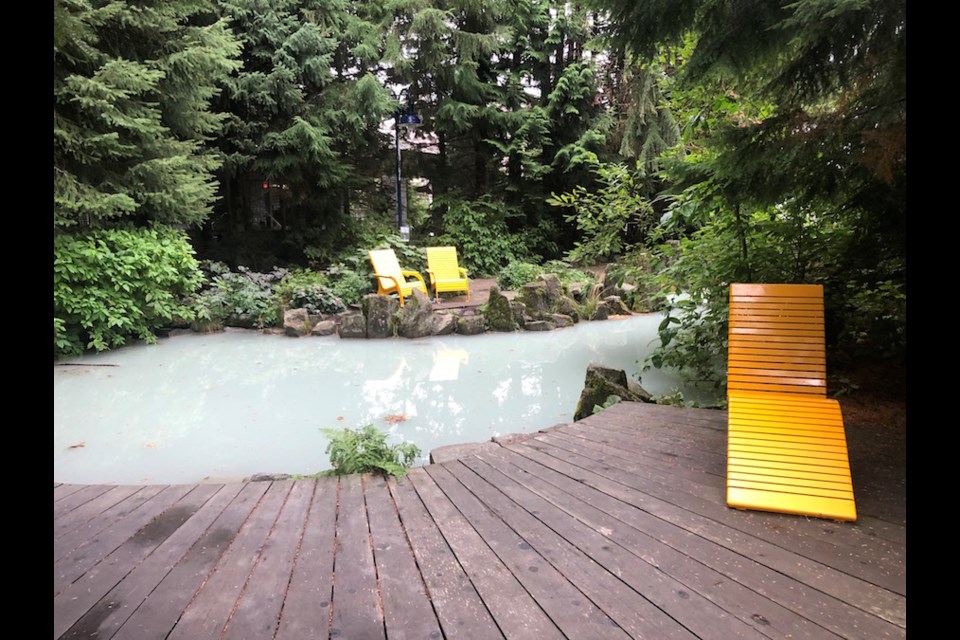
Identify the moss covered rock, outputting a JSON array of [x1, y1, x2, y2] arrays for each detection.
[[484, 285, 518, 332], [573, 363, 653, 421]]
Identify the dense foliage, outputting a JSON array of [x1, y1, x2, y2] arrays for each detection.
[[54, 226, 203, 356], [52, 0, 905, 376], [54, 0, 240, 230], [321, 425, 421, 478], [588, 0, 906, 385]]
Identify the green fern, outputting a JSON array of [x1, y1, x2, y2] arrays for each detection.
[[321, 425, 421, 478]]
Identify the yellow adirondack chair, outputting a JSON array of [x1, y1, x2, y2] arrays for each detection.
[[368, 249, 427, 306], [425, 246, 470, 302], [726, 283, 857, 521]]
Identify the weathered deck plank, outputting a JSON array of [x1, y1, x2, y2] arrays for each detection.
[[527, 428, 906, 596], [477, 445, 903, 638], [330, 474, 386, 640], [54, 484, 192, 595], [444, 458, 699, 640], [408, 467, 566, 640], [506, 438, 906, 631], [274, 476, 338, 640], [222, 479, 315, 640], [54, 402, 906, 640], [426, 463, 631, 640], [165, 481, 292, 640], [60, 483, 246, 640], [388, 475, 505, 639], [364, 474, 444, 640]]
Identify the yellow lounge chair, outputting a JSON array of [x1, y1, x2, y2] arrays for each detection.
[[726, 283, 857, 521], [425, 246, 470, 302], [369, 249, 427, 306]]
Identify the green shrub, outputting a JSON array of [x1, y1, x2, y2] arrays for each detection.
[[433, 192, 527, 277], [275, 269, 346, 315], [326, 264, 373, 306], [188, 263, 287, 331], [54, 225, 203, 357], [321, 425, 421, 478], [497, 260, 598, 291], [497, 262, 543, 290]]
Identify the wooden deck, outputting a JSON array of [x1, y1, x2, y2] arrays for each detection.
[[54, 402, 906, 639]]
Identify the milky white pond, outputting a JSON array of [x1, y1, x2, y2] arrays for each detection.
[[54, 314, 712, 484]]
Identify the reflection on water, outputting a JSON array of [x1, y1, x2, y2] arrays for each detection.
[[54, 314, 706, 484]]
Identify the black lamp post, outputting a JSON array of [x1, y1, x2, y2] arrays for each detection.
[[394, 100, 421, 237]]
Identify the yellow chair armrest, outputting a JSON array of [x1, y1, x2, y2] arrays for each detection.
[[458, 268, 468, 279], [402, 270, 426, 286]]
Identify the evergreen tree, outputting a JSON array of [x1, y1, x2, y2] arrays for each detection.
[[54, 0, 241, 230], [207, 0, 394, 266], [591, 0, 906, 264]]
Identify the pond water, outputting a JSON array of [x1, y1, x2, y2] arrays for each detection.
[[54, 314, 713, 485]]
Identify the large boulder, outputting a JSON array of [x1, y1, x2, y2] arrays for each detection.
[[397, 288, 435, 339], [225, 313, 258, 329], [311, 320, 338, 336], [524, 320, 555, 331], [362, 294, 398, 339], [537, 273, 563, 299], [283, 308, 312, 337], [338, 312, 367, 339], [573, 363, 654, 421], [603, 295, 632, 316], [555, 296, 580, 323], [509, 301, 527, 328], [550, 313, 574, 328], [484, 285, 517, 332], [591, 301, 610, 321], [457, 315, 485, 335], [517, 281, 551, 319], [432, 313, 459, 336]]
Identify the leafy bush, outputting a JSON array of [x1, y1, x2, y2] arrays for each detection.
[[547, 158, 655, 265], [54, 225, 203, 357], [497, 260, 598, 291], [321, 425, 421, 478], [275, 269, 346, 315], [433, 192, 527, 277], [497, 262, 543, 290], [325, 263, 373, 307], [189, 263, 288, 331]]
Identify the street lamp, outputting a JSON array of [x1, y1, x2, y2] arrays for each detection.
[[394, 97, 421, 239]]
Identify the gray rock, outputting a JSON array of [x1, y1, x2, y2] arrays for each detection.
[[311, 319, 337, 336], [537, 273, 563, 299], [397, 288, 435, 339], [550, 313, 574, 328], [338, 313, 367, 339], [591, 302, 610, 321], [518, 281, 551, 319], [603, 295, 632, 316], [510, 301, 527, 328], [573, 363, 654, 421], [457, 315, 486, 335], [568, 282, 586, 301], [524, 320, 556, 331], [432, 313, 458, 335], [485, 285, 518, 332], [284, 308, 312, 337], [555, 296, 581, 322], [225, 313, 258, 329], [248, 473, 292, 482], [362, 294, 398, 339]]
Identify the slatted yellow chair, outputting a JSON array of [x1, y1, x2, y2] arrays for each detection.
[[425, 246, 470, 303], [726, 283, 857, 521], [368, 249, 427, 306]]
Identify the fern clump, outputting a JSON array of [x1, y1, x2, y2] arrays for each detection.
[[321, 425, 421, 478]]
